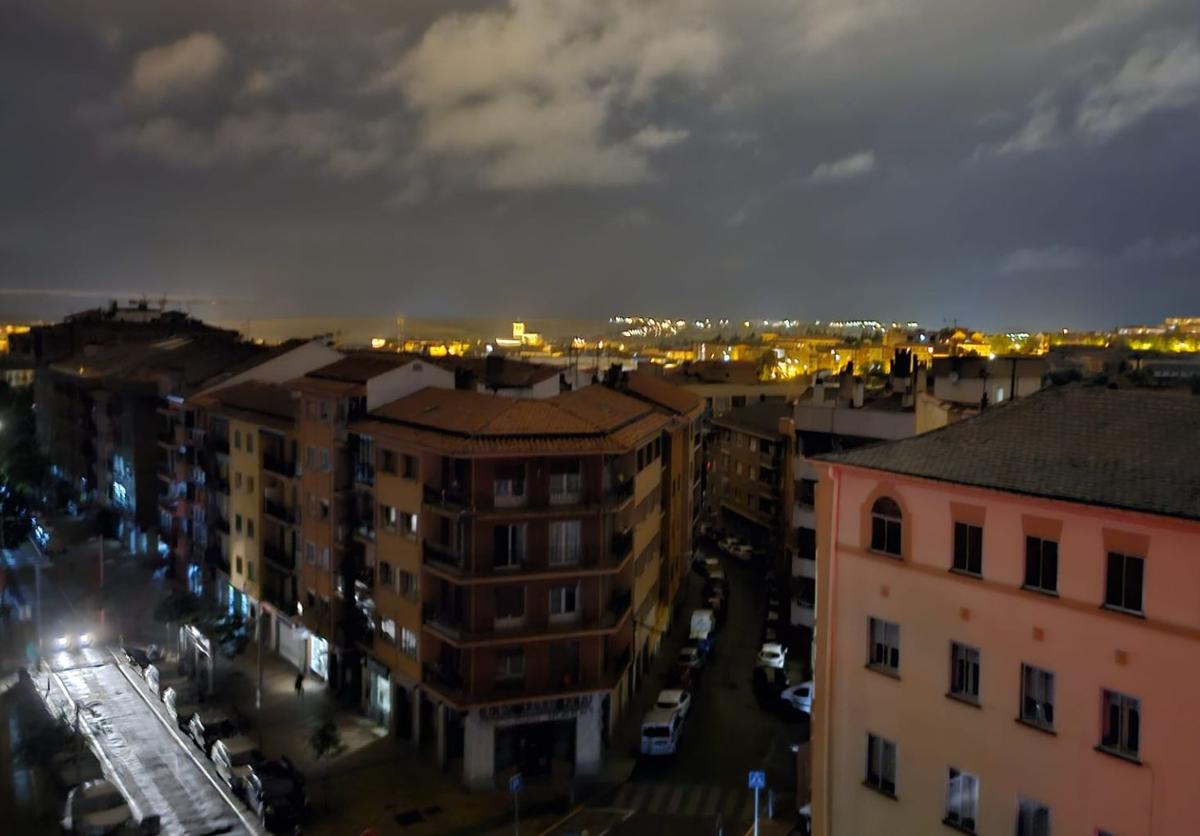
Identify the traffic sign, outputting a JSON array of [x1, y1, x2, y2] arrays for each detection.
[[748, 770, 767, 790], [509, 773, 523, 795]]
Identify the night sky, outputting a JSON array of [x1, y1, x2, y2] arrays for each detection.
[[1, 0, 1198, 330]]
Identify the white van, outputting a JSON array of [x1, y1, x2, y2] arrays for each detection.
[[640, 708, 683, 756], [212, 735, 263, 794]]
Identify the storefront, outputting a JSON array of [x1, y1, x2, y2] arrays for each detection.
[[276, 615, 308, 672], [308, 634, 329, 681], [365, 658, 392, 730]]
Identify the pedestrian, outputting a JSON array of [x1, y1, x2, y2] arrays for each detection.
[[295, 671, 304, 699]]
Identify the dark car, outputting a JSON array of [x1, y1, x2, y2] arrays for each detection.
[[702, 577, 728, 601], [121, 644, 161, 672], [245, 758, 308, 833], [753, 666, 790, 707]]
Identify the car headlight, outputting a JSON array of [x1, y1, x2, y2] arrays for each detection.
[[54, 635, 70, 650], [78, 633, 93, 647]]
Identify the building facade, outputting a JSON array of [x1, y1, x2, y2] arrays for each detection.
[[811, 386, 1200, 836]]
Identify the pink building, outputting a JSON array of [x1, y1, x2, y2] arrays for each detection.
[[810, 386, 1200, 836]]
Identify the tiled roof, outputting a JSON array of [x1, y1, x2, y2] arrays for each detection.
[[434, 356, 561, 389], [712, 401, 793, 439], [202, 381, 298, 425], [623, 370, 704, 416], [667, 360, 764, 386], [820, 385, 1200, 521], [357, 385, 670, 454], [307, 352, 418, 383]]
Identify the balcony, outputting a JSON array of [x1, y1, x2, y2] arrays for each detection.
[[210, 436, 230, 455], [210, 514, 230, 535], [353, 463, 375, 487], [263, 541, 294, 571], [611, 530, 634, 562], [263, 454, 297, 479], [423, 602, 464, 638], [423, 590, 631, 647], [424, 484, 468, 511], [263, 498, 296, 525], [423, 540, 465, 572]]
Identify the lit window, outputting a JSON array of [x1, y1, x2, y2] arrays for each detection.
[[380, 618, 396, 642], [400, 628, 417, 658], [549, 520, 582, 566], [944, 768, 978, 833], [549, 585, 579, 620]]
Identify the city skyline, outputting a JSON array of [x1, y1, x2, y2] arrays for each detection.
[[3, 1, 1198, 328]]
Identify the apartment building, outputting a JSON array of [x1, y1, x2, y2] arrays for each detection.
[[348, 383, 675, 787], [707, 400, 795, 570], [810, 386, 1200, 836]]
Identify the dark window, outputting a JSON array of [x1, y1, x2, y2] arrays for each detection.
[[949, 643, 980, 701], [865, 733, 896, 795], [952, 522, 983, 576], [402, 454, 419, 480], [1020, 664, 1055, 730], [1016, 799, 1050, 836], [870, 497, 903, 556], [1100, 690, 1140, 759], [1024, 537, 1058, 593], [1104, 552, 1144, 613], [380, 449, 397, 474], [868, 617, 900, 673]]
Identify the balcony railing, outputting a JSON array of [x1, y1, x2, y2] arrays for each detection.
[[263, 498, 296, 525], [263, 541, 293, 570], [424, 484, 468, 510], [423, 603, 464, 637], [262, 454, 296, 479], [423, 540, 466, 571]]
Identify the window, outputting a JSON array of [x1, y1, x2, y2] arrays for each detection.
[[319, 547, 330, 570], [380, 618, 396, 642], [1104, 552, 1144, 614], [944, 768, 978, 833], [247, 560, 256, 582], [305, 541, 316, 565], [306, 445, 316, 469], [379, 561, 394, 587], [381, 449, 397, 474], [234, 472, 243, 490], [953, 522, 983, 576], [400, 627, 417, 658], [868, 617, 900, 674], [234, 429, 242, 449], [497, 648, 525, 681], [1100, 690, 1140, 759], [319, 499, 330, 520], [381, 505, 398, 531], [864, 733, 896, 796], [402, 454, 419, 479], [495, 586, 526, 627], [318, 400, 330, 421], [1020, 664, 1055, 730], [235, 513, 243, 534], [870, 497, 902, 556], [246, 519, 255, 539], [398, 570, 418, 600], [1016, 798, 1050, 836], [549, 585, 579, 620], [949, 643, 980, 702], [319, 448, 330, 472], [246, 476, 255, 493], [549, 459, 582, 502], [748, 437, 758, 453], [1024, 537, 1058, 594], [402, 512, 418, 537], [246, 434, 254, 453], [494, 464, 526, 505], [235, 556, 243, 574], [549, 520, 582, 566], [494, 524, 527, 569]]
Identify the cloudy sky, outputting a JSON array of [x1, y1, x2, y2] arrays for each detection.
[[2, 0, 1198, 329]]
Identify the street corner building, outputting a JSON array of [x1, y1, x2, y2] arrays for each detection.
[[808, 384, 1200, 836]]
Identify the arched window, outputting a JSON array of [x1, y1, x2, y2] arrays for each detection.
[[871, 497, 903, 556]]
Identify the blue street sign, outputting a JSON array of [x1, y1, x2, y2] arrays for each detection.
[[748, 770, 767, 790], [509, 773, 523, 795]]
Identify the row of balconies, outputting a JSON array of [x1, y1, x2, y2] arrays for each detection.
[[421, 587, 632, 647], [422, 530, 634, 579]]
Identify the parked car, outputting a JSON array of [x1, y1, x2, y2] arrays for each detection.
[[703, 577, 728, 602], [188, 709, 237, 757], [756, 642, 787, 669], [121, 645, 161, 673], [703, 594, 726, 624], [781, 681, 814, 714], [61, 779, 131, 835], [654, 688, 692, 720], [692, 554, 721, 576], [212, 735, 264, 795], [753, 666, 790, 706], [163, 685, 201, 730], [761, 626, 789, 650], [143, 664, 188, 700], [667, 662, 697, 691], [640, 708, 683, 756], [245, 758, 307, 833], [677, 645, 705, 671], [717, 536, 740, 553]]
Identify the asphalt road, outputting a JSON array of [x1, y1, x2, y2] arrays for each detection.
[[609, 544, 809, 826]]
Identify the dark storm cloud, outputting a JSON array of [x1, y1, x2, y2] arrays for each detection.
[[1, 0, 1197, 329]]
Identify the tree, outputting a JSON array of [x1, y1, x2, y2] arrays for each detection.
[[308, 716, 344, 811]]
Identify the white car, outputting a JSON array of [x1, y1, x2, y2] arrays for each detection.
[[654, 688, 692, 720], [212, 735, 264, 795], [756, 642, 787, 669], [729, 543, 754, 561], [781, 681, 813, 714], [61, 779, 131, 835]]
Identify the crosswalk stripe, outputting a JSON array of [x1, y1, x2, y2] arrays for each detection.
[[679, 785, 706, 815], [648, 784, 671, 811], [664, 785, 686, 814], [702, 786, 723, 815], [722, 787, 743, 817]]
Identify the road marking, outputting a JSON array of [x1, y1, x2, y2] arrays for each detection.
[[648, 783, 671, 810], [679, 784, 706, 815], [664, 784, 686, 813], [723, 787, 743, 817], [702, 785, 724, 815]]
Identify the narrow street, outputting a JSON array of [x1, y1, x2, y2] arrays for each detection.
[[556, 543, 809, 832]]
